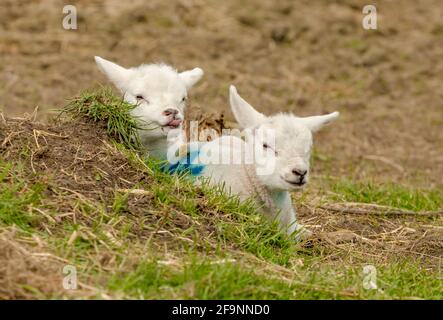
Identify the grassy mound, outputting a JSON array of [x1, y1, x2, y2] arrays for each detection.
[[0, 89, 442, 299]]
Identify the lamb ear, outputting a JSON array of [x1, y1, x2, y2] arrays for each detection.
[[229, 85, 266, 128], [299, 111, 340, 133], [179, 67, 204, 90], [94, 56, 132, 92]]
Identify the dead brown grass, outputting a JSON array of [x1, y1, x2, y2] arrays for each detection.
[[0, 227, 99, 299], [296, 201, 443, 268]]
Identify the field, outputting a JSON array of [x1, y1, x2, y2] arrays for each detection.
[[0, 0, 442, 299]]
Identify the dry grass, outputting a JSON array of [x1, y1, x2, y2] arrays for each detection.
[[0, 227, 102, 299]]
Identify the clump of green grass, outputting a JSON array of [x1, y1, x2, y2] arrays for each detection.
[[0, 161, 45, 230], [62, 86, 142, 150], [329, 179, 443, 212]]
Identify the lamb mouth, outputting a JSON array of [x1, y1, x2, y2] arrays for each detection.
[[283, 179, 306, 187], [162, 119, 182, 129]]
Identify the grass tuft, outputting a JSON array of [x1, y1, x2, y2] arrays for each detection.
[[0, 161, 45, 230], [62, 86, 142, 150]]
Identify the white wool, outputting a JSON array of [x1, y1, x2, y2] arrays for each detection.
[[94, 56, 203, 159]]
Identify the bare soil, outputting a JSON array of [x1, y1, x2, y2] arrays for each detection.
[[0, 116, 145, 199]]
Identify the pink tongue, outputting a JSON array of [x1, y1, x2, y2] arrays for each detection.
[[168, 119, 182, 127]]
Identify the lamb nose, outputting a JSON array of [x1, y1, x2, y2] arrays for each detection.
[[292, 169, 307, 176], [163, 108, 179, 116]]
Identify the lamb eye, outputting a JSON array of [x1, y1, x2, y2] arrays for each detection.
[[263, 143, 278, 156], [136, 95, 149, 104], [182, 96, 187, 102]]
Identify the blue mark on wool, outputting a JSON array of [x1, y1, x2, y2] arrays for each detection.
[[162, 143, 205, 177]]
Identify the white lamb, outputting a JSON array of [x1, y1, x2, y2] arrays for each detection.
[[94, 56, 203, 159], [192, 86, 339, 239]]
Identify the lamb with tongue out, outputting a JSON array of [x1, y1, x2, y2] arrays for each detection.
[[94, 56, 203, 160], [166, 119, 183, 128]]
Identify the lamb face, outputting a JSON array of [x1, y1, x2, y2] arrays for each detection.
[[94, 56, 203, 154], [248, 116, 313, 191], [229, 85, 339, 192]]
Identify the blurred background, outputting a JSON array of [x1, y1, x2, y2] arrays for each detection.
[[0, 0, 442, 187]]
